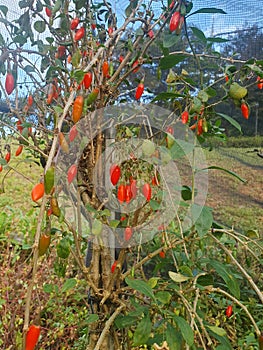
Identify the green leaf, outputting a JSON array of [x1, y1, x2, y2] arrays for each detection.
[[216, 113, 242, 134], [125, 278, 155, 299], [109, 219, 120, 228], [216, 344, 229, 350], [152, 92, 185, 102], [133, 314, 151, 346], [147, 277, 159, 289], [130, 0, 138, 9], [100, 209, 111, 217], [244, 64, 263, 76], [75, 0, 86, 10], [207, 325, 226, 336], [202, 166, 246, 183], [189, 96, 202, 114], [183, 76, 198, 86], [160, 54, 188, 70], [115, 315, 138, 329], [43, 283, 59, 294], [86, 314, 99, 324], [174, 316, 194, 346], [34, 20, 46, 33], [0, 33, 4, 46], [0, 5, 8, 16], [73, 70, 85, 84], [36, 0, 43, 12], [205, 87, 217, 97], [92, 219, 103, 235], [72, 50, 82, 67], [190, 27, 207, 43], [188, 8, 227, 16], [13, 35, 27, 45], [198, 89, 209, 102], [44, 166, 55, 194], [207, 37, 229, 43], [170, 139, 195, 159], [125, 4, 132, 17], [191, 204, 213, 237], [149, 200, 160, 211], [246, 229, 259, 239], [19, 0, 29, 8], [209, 260, 240, 299], [24, 65, 36, 74], [181, 186, 193, 201], [180, 265, 193, 277], [197, 274, 214, 286], [54, 258, 66, 277], [211, 331, 233, 349], [163, 33, 180, 48], [156, 291, 171, 304], [53, 105, 63, 116], [56, 237, 70, 259], [166, 322, 182, 350], [135, 27, 144, 36], [61, 278, 77, 293], [52, 0, 62, 14], [169, 271, 191, 283]]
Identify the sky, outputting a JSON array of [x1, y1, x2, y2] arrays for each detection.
[[0, 0, 262, 99]]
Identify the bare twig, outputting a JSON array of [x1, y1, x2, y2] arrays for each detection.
[[205, 286, 261, 337], [93, 303, 125, 350], [209, 233, 263, 304]]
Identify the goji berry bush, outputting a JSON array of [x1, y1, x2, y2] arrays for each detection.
[[0, 1, 262, 349]]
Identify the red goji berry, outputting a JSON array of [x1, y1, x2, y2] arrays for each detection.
[[135, 82, 144, 100], [70, 17, 79, 30], [110, 164, 121, 186], [25, 324, 41, 350], [169, 12, 180, 32], [5, 73, 15, 95], [181, 111, 189, 124], [225, 305, 233, 318], [31, 183, 44, 202], [124, 227, 133, 241], [74, 27, 85, 41], [241, 102, 249, 119]]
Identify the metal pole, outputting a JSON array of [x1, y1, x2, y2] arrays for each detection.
[[255, 102, 259, 137]]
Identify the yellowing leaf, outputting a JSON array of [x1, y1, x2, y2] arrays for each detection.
[[147, 277, 159, 289], [207, 325, 226, 336], [169, 271, 191, 283]]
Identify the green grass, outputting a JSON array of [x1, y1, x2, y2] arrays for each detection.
[[205, 135, 263, 148], [0, 148, 41, 242]]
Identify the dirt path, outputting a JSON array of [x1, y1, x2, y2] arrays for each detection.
[[205, 148, 263, 233]]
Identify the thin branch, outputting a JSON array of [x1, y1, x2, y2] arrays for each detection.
[[22, 195, 48, 349], [151, 51, 247, 64], [92, 303, 125, 350], [173, 288, 213, 347], [209, 233, 263, 304], [205, 286, 261, 337], [122, 237, 186, 280]]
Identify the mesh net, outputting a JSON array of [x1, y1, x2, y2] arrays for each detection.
[[2, 1, 263, 28], [0, 1, 262, 80], [1, 0, 262, 52]]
